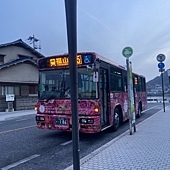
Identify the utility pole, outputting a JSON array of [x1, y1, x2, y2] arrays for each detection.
[[65, 0, 80, 170]]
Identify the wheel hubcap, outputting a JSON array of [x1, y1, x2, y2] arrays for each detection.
[[114, 112, 119, 127], [138, 107, 141, 116]]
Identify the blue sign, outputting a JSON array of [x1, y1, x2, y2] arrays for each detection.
[[83, 55, 92, 64], [158, 62, 165, 69]]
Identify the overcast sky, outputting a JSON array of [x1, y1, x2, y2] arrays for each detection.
[[1, 0, 170, 82]]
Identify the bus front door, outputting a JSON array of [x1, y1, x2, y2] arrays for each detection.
[[100, 68, 109, 127]]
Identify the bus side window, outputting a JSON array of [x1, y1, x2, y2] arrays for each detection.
[[44, 85, 49, 91], [78, 73, 83, 88], [51, 86, 56, 91], [124, 76, 127, 92]]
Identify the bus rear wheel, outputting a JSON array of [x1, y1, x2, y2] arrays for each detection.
[[136, 104, 142, 118], [112, 108, 120, 131]]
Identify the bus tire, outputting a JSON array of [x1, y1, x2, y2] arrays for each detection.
[[112, 108, 120, 131], [136, 104, 142, 118]]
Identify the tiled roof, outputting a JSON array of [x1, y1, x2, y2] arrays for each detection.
[[0, 56, 37, 69], [0, 39, 45, 58]]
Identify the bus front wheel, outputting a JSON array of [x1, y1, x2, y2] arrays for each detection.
[[112, 108, 120, 131]]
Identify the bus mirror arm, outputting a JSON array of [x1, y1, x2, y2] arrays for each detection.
[[124, 86, 127, 92], [93, 70, 98, 82], [134, 88, 136, 93], [92, 62, 99, 82]]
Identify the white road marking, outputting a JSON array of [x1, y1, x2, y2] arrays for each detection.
[[60, 140, 72, 146], [1, 154, 40, 170], [142, 105, 159, 113]]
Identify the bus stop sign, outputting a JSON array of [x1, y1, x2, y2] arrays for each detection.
[[122, 47, 133, 58]]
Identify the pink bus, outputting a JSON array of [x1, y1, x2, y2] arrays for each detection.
[[35, 52, 147, 133]]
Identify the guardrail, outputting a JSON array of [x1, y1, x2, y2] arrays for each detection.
[[147, 97, 170, 103]]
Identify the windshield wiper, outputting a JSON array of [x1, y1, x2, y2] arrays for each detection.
[[46, 94, 56, 102], [60, 78, 66, 98]]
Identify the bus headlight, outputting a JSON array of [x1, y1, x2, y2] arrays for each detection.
[[79, 118, 94, 124], [36, 116, 45, 121]]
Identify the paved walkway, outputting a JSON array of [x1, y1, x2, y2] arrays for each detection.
[[0, 110, 36, 121], [66, 106, 170, 170]]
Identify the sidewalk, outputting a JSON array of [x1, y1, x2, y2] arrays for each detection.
[[0, 110, 36, 121], [66, 106, 170, 170]]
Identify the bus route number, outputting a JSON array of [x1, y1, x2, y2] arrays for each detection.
[[50, 55, 82, 67]]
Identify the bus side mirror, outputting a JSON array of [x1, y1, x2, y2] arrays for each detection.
[[93, 71, 98, 82], [92, 62, 99, 82]]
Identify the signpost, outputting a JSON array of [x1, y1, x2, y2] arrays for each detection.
[[65, 1, 80, 170], [156, 54, 166, 112], [122, 47, 136, 135]]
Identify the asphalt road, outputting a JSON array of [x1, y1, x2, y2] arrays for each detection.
[[0, 103, 167, 170]]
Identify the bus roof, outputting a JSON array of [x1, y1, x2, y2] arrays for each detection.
[[47, 52, 125, 69], [45, 52, 145, 78]]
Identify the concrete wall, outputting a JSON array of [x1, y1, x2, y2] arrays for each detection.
[[0, 96, 37, 112], [15, 96, 38, 110], [0, 63, 38, 83], [0, 46, 38, 63]]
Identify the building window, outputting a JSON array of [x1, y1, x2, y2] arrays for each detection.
[[21, 85, 29, 96], [0, 86, 14, 95], [0, 86, 3, 95], [6, 86, 14, 94], [0, 55, 5, 64], [14, 86, 20, 96], [29, 85, 38, 94]]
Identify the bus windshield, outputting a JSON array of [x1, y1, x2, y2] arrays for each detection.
[[39, 67, 98, 100]]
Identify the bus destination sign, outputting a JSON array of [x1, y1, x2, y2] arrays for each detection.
[[38, 54, 94, 69], [50, 55, 82, 67]]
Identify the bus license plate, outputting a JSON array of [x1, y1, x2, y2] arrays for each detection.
[[56, 118, 67, 125]]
